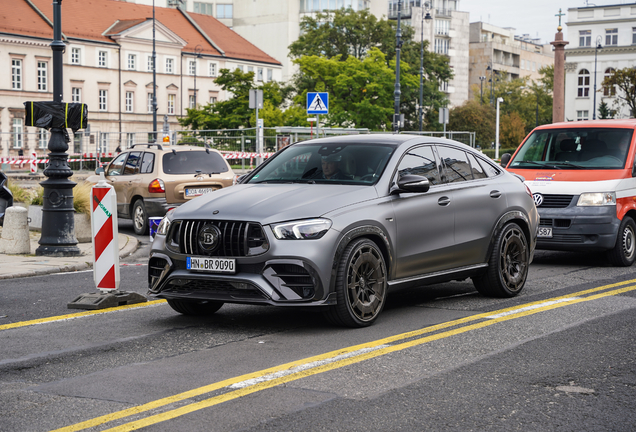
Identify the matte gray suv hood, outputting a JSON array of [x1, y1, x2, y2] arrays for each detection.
[[173, 184, 379, 225]]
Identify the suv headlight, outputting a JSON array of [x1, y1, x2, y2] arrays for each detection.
[[271, 218, 332, 240], [577, 192, 616, 206], [157, 209, 175, 236]]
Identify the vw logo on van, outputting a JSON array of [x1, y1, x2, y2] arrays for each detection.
[[533, 193, 544, 207], [198, 224, 221, 253]]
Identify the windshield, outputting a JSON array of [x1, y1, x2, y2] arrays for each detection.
[[245, 142, 396, 185], [162, 151, 229, 175], [509, 128, 634, 170]]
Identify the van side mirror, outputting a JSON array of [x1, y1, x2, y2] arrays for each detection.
[[500, 153, 512, 168], [632, 160, 636, 177]]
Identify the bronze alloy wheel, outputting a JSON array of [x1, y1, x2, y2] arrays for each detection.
[[498, 225, 528, 294]]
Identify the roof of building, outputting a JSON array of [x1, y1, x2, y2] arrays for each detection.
[[2, 0, 281, 65]]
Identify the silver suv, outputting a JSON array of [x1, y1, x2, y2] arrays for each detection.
[[149, 135, 538, 327]]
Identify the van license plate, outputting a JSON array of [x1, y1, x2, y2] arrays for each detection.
[[187, 257, 236, 273], [538, 227, 553, 238]]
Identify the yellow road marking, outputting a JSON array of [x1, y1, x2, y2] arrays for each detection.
[[52, 279, 636, 432], [0, 300, 166, 331]]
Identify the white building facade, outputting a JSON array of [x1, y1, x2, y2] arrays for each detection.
[[564, 3, 636, 121]]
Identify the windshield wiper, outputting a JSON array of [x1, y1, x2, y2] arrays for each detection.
[[551, 161, 584, 169], [515, 160, 562, 169]]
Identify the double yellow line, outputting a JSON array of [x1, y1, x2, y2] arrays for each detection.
[[49, 278, 636, 432]]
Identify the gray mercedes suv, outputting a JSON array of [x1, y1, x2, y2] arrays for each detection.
[[148, 134, 539, 327]]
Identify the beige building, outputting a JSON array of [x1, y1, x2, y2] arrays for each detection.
[[0, 0, 281, 159], [469, 22, 554, 104]]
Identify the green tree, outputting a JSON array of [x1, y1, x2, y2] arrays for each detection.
[[448, 100, 495, 148], [601, 67, 636, 117], [598, 101, 613, 119], [500, 112, 527, 148]]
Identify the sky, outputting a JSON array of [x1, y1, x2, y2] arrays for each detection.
[[459, 0, 631, 44]]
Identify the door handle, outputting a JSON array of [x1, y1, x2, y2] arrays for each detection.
[[438, 196, 451, 206], [490, 190, 502, 198]]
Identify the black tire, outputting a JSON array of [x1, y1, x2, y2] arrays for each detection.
[[473, 223, 529, 298], [607, 216, 636, 267], [132, 199, 148, 236], [324, 238, 387, 328], [166, 299, 224, 315]]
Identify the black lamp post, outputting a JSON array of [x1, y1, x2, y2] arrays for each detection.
[[592, 36, 602, 120], [479, 76, 486, 104], [151, 0, 157, 142], [487, 63, 494, 105], [193, 45, 202, 108], [36, 0, 80, 256], [393, 0, 403, 132], [418, 2, 432, 132]]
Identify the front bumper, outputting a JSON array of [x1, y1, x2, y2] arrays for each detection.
[[536, 205, 620, 252], [144, 198, 182, 218], [147, 227, 339, 307]]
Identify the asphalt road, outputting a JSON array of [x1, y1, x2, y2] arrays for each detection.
[[1, 229, 635, 431]]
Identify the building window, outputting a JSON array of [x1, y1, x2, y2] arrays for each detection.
[[189, 95, 196, 109], [435, 19, 450, 36], [579, 30, 591, 47], [147, 55, 154, 72], [166, 58, 174, 74], [209, 62, 217, 77], [439, 80, 449, 92], [128, 54, 136, 70], [434, 38, 449, 55], [126, 133, 135, 148], [216, 4, 233, 18], [210, 96, 217, 104], [603, 68, 616, 96], [72, 87, 81, 103], [125, 91, 134, 112], [236, 65, 244, 72], [168, 94, 175, 114], [38, 129, 48, 149], [577, 110, 589, 121], [99, 132, 109, 154], [257, 67, 264, 82], [13, 118, 23, 149], [98, 50, 107, 67], [633, 27, 636, 44], [147, 93, 154, 113], [12, 59, 22, 90], [189, 60, 196, 76], [71, 47, 81, 64], [37, 61, 47, 91], [267, 68, 273, 82], [577, 69, 590, 97], [194, 1, 214, 15], [99, 89, 108, 111], [247, 66, 254, 74], [606, 28, 618, 46]]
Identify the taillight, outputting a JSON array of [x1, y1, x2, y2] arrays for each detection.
[[148, 178, 165, 193]]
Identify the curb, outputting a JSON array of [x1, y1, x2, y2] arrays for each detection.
[[0, 235, 140, 280]]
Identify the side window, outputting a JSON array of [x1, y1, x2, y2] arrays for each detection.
[[437, 146, 473, 183], [478, 157, 501, 177], [395, 145, 440, 185], [467, 153, 488, 179], [123, 151, 142, 175], [106, 153, 127, 176], [140, 152, 155, 174]]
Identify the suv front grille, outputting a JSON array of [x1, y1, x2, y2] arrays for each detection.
[[169, 220, 268, 257], [537, 194, 574, 208]]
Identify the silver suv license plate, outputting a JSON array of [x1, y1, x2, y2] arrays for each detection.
[[537, 227, 553, 238], [187, 257, 236, 273]]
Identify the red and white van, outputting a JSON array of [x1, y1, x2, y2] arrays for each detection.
[[502, 119, 636, 266]]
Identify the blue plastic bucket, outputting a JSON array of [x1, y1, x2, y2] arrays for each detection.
[[149, 217, 163, 241]]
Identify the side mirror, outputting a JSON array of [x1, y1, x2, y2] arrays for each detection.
[[632, 160, 636, 177], [95, 166, 105, 174], [392, 174, 430, 194], [500, 153, 512, 168]]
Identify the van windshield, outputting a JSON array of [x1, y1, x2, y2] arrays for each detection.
[[509, 128, 634, 170]]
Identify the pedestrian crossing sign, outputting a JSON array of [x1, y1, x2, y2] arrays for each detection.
[[307, 92, 329, 114]]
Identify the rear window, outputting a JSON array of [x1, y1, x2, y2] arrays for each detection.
[[162, 151, 229, 175], [510, 127, 634, 170]]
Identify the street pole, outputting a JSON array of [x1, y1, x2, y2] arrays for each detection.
[[151, 0, 157, 142], [592, 36, 602, 120], [194, 45, 202, 108], [36, 0, 80, 256], [419, 3, 432, 132], [495, 97, 503, 160], [393, 0, 402, 132]]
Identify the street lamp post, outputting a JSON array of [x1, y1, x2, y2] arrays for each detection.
[[479, 76, 486, 104], [193, 45, 202, 108], [495, 97, 503, 160], [36, 0, 80, 256], [593, 36, 603, 120], [151, 0, 157, 142], [418, 2, 432, 131], [487, 64, 494, 105], [393, 0, 403, 132]]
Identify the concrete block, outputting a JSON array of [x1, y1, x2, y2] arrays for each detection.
[[28, 205, 43, 231], [75, 213, 92, 243], [0, 206, 31, 254]]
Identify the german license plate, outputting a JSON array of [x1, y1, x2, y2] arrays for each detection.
[[185, 187, 214, 197], [537, 227, 553, 238], [187, 257, 235, 273]]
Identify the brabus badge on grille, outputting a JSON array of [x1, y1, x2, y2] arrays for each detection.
[[198, 224, 221, 253], [533, 193, 544, 207]]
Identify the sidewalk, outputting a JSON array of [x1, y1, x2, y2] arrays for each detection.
[[0, 228, 139, 280]]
